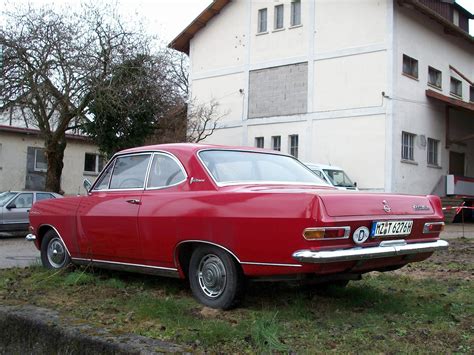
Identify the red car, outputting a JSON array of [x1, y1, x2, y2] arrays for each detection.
[[27, 144, 448, 309]]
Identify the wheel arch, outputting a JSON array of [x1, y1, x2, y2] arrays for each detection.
[[174, 240, 242, 278], [37, 224, 71, 256]]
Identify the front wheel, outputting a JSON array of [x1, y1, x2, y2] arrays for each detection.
[[188, 246, 244, 310], [41, 230, 71, 269]]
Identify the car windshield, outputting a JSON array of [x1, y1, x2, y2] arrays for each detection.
[[0, 192, 17, 207], [323, 169, 354, 187], [199, 150, 328, 186]]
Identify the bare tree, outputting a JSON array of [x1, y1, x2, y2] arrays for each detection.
[[149, 49, 226, 144], [0, 2, 153, 192]]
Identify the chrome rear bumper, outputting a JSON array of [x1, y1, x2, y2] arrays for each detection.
[[292, 239, 449, 263], [25, 234, 37, 241]]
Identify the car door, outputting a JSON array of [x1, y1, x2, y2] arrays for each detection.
[[138, 152, 187, 267], [3, 192, 33, 226], [77, 153, 151, 263]]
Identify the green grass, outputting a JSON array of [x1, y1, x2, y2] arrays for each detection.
[[0, 244, 473, 353]]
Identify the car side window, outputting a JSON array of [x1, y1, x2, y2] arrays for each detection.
[[109, 154, 150, 189], [94, 163, 114, 190], [147, 154, 186, 189], [10, 193, 34, 208], [36, 193, 55, 201]]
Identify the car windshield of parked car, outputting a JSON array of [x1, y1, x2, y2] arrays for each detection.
[[0, 192, 17, 207], [323, 169, 354, 188], [199, 150, 328, 185]]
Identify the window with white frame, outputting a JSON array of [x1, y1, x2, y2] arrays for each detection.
[[271, 136, 281, 151], [258, 8, 268, 33], [289, 134, 299, 158], [428, 66, 442, 89], [34, 148, 47, 172], [402, 54, 418, 79], [274, 5, 284, 30], [84, 153, 105, 174], [401, 132, 415, 161], [291, 0, 301, 26], [255, 137, 264, 149], [450, 77, 462, 97], [427, 138, 439, 166]]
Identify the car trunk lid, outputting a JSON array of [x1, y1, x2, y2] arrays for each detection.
[[319, 193, 434, 217]]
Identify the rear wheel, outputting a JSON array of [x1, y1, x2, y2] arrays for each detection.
[[188, 245, 244, 310], [41, 230, 71, 269]]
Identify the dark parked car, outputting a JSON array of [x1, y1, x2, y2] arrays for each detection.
[[0, 191, 62, 236]]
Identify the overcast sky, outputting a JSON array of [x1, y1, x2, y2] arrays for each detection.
[[3, 0, 474, 42]]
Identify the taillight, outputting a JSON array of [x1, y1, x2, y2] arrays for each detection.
[[303, 227, 350, 240], [423, 222, 445, 234]]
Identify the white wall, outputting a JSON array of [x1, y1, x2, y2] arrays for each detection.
[[311, 114, 386, 190], [313, 51, 387, 111], [314, 0, 387, 53], [191, 0, 248, 73]]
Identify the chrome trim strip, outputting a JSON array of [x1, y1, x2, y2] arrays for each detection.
[[39, 224, 72, 257], [423, 222, 445, 234], [25, 233, 36, 241], [175, 240, 302, 268], [292, 239, 449, 264], [71, 257, 178, 272], [241, 261, 302, 268], [303, 226, 351, 240]]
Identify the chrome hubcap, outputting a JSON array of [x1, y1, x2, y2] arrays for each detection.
[[197, 254, 226, 298], [47, 238, 66, 268]]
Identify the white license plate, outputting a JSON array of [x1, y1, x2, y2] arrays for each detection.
[[371, 220, 413, 237]]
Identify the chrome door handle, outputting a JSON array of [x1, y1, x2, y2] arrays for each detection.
[[125, 199, 141, 205]]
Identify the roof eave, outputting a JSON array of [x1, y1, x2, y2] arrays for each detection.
[[398, 0, 474, 45], [168, 0, 232, 54]]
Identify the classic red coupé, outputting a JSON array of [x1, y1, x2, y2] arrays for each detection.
[[27, 144, 448, 309]]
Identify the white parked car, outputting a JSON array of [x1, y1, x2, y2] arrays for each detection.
[[304, 163, 358, 191]]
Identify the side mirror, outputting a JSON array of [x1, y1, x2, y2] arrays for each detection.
[[6, 203, 16, 210], [83, 179, 92, 193], [354, 182, 357, 187]]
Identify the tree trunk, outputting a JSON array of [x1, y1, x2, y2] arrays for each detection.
[[44, 134, 67, 193]]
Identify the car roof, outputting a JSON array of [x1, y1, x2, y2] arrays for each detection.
[[118, 143, 291, 157], [304, 162, 343, 170]]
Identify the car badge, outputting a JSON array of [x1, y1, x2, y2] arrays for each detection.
[[190, 177, 205, 184], [413, 205, 429, 211], [382, 200, 391, 213]]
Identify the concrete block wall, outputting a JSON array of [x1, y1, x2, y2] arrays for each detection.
[[248, 62, 308, 118]]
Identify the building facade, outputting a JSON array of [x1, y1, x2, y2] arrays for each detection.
[[0, 125, 103, 195], [171, 0, 474, 196]]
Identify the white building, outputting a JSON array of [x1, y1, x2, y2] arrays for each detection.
[[0, 124, 102, 195], [170, 0, 474, 197]]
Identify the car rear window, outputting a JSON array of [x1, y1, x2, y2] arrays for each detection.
[[199, 150, 327, 186]]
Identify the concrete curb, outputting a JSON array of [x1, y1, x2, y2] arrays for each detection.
[[0, 305, 187, 354]]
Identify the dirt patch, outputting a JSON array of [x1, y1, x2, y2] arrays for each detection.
[[394, 238, 474, 281]]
